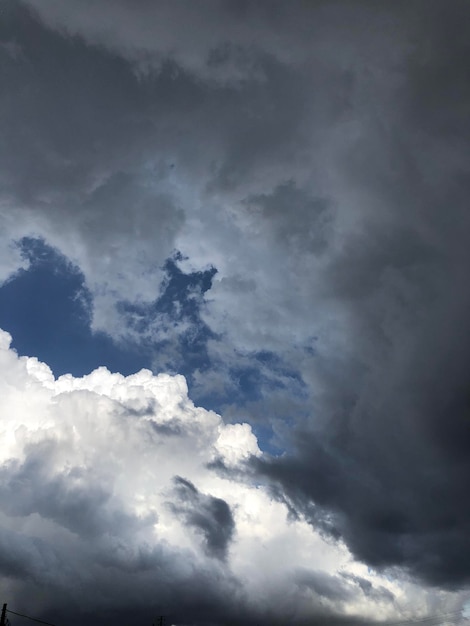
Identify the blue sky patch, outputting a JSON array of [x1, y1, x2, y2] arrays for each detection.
[[0, 237, 149, 377], [0, 239, 221, 386], [118, 253, 218, 378], [0, 237, 303, 457]]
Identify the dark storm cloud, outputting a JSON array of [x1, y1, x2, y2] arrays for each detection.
[[244, 181, 332, 254], [0, 0, 361, 210], [0, 523, 243, 626], [251, 0, 470, 589], [0, 0, 300, 200], [169, 476, 235, 561], [0, 2, 149, 199]]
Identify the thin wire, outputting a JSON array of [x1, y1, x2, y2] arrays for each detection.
[[4, 606, 468, 626], [6, 609, 58, 626]]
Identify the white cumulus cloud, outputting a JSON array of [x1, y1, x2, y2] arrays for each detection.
[[0, 328, 465, 624]]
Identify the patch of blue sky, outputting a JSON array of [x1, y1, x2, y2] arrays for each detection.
[[250, 424, 283, 457], [0, 238, 220, 387], [0, 237, 150, 377], [0, 238, 308, 456], [228, 357, 305, 403], [192, 348, 307, 414], [253, 349, 307, 390], [197, 352, 308, 455], [237, 350, 306, 405], [117, 253, 218, 379]]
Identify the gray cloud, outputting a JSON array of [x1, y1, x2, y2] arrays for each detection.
[[0, 444, 153, 539], [341, 573, 395, 605], [249, 0, 470, 589], [169, 476, 235, 561], [244, 181, 333, 255], [294, 569, 355, 603]]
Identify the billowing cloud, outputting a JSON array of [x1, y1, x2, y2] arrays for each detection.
[[1, 328, 466, 625]]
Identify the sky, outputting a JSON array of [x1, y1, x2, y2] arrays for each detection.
[[1, 1, 470, 625]]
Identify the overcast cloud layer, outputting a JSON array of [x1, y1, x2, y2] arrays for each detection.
[[1, 1, 470, 624]]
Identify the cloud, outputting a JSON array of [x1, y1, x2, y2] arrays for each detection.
[[2, 1, 470, 620], [168, 476, 235, 561], [17, 0, 358, 82], [1, 327, 465, 625], [0, 0, 403, 327]]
